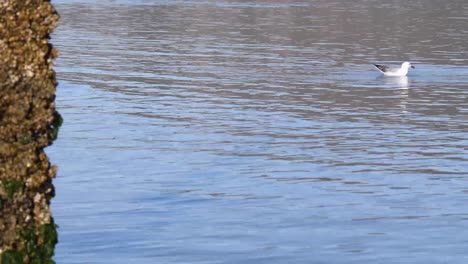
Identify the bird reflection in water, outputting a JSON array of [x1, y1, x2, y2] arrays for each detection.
[[377, 76, 410, 113]]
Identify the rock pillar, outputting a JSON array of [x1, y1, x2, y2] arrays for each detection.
[[0, 1, 60, 263]]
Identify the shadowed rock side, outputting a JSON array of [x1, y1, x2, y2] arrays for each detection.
[[0, 1, 60, 263]]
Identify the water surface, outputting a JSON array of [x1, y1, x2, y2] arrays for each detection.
[[49, 1, 468, 263]]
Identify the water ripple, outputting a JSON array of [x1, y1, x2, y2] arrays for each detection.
[[50, 1, 468, 263]]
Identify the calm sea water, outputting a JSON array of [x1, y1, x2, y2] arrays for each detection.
[[48, 1, 468, 263]]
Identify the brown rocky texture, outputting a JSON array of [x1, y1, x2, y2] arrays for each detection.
[[0, 0, 60, 262]]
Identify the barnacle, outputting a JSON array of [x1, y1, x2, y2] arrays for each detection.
[[0, 1, 60, 263]]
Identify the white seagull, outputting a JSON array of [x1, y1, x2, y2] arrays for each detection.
[[373, 61, 415, 76]]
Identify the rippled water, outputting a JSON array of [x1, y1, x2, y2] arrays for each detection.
[[48, 1, 468, 263]]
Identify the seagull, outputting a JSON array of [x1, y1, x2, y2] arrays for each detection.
[[373, 61, 415, 76]]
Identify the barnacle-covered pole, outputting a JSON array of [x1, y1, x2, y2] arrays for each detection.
[[0, 1, 60, 263]]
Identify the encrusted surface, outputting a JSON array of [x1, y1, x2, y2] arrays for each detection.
[[0, 0, 60, 262]]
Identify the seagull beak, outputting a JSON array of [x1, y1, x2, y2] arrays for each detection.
[[411, 65, 415, 69]]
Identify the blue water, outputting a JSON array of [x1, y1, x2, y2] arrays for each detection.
[[48, 1, 468, 263]]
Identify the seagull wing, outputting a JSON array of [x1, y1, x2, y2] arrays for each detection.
[[374, 64, 389, 73]]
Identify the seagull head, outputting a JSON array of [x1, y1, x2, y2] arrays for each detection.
[[402, 61, 415, 69]]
